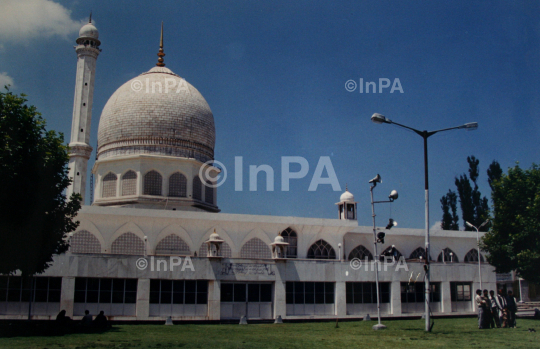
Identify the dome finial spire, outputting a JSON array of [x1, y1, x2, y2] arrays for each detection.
[[157, 21, 166, 67], [89, 11, 92, 23]]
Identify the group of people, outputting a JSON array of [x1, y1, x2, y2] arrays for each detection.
[[475, 289, 518, 329], [55, 309, 110, 330]]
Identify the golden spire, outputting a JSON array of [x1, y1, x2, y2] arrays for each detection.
[[157, 21, 165, 67]]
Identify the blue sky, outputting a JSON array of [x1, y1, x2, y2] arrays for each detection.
[[1, 0, 539, 229]]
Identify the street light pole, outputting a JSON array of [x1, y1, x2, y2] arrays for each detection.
[[466, 219, 490, 290], [368, 175, 398, 331], [371, 113, 477, 332]]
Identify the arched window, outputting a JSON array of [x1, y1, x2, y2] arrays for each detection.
[[198, 241, 232, 258], [144, 170, 162, 196], [205, 181, 214, 204], [111, 232, 145, 255], [464, 249, 484, 262], [71, 230, 101, 254], [102, 172, 117, 198], [169, 172, 187, 197], [155, 235, 190, 255], [348, 245, 373, 261], [281, 228, 298, 258], [121, 170, 137, 196], [307, 240, 336, 260], [240, 238, 271, 259], [437, 248, 459, 263], [193, 176, 202, 201], [381, 246, 402, 261], [409, 247, 430, 260]]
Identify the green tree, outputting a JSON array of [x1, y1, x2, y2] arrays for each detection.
[[454, 156, 490, 231], [481, 164, 540, 283], [440, 190, 459, 230], [0, 89, 81, 277], [487, 160, 503, 191]]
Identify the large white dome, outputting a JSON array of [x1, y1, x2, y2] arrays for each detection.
[[97, 66, 215, 163]]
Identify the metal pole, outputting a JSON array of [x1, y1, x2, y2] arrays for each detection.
[[423, 134, 431, 332], [370, 186, 382, 327], [477, 227, 482, 290]]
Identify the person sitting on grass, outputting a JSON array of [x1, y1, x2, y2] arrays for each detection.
[[93, 310, 109, 329], [81, 310, 93, 327], [55, 310, 72, 327]]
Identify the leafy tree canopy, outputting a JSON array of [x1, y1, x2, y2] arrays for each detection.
[[481, 164, 540, 283], [0, 88, 81, 276]]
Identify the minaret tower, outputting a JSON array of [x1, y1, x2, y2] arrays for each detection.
[[66, 15, 101, 202]]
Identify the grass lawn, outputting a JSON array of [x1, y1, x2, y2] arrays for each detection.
[[0, 318, 539, 349]]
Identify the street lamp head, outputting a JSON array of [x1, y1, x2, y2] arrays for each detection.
[[371, 113, 391, 124], [462, 122, 478, 131], [389, 190, 398, 201], [480, 219, 490, 228], [369, 174, 382, 184], [465, 221, 474, 228]]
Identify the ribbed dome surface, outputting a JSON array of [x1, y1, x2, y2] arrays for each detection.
[[97, 66, 215, 162], [340, 190, 355, 202]]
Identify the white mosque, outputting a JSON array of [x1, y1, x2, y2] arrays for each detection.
[[0, 19, 497, 321]]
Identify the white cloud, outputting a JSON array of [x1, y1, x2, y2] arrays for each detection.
[[431, 221, 442, 231], [0, 0, 85, 42], [0, 72, 15, 88]]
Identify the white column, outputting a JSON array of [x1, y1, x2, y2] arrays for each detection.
[[136, 279, 150, 320], [274, 281, 286, 319], [207, 280, 220, 320], [441, 281, 452, 313], [60, 277, 75, 318], [391, 281, 402, 316], [335, 282, 346, 317]]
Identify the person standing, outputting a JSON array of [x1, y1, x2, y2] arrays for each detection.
[[489, 290, 501, 328], [475, 289, 487, 329], [483, 290, 495, 328], [497, 289, 508, 328], [506, 290, 518, 328]]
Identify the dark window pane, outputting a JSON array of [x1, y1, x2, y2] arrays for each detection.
[[173, 291, 184, 304], [112, 291, 124, 303], [150, 279, 160, 292], [196, 281, 207, 293], [74, 290, 86, 303], [185, 292, 196, 304], [248, 284, 260, 302], [185, 281, 196, 293], [325, 291, 334, 304], [75, 278, 86, 291], [86, 290, 99, 303], [260, 284, 272, 302], [150, 291, 160, 304], [7, 286, 21, 302], [196, 292, 207, 304], [100, 279, 112, 292], [221, 283, 233, 302], [35, 277, 48, 290], [49, 278, 62, 290], [286, 292, 293, 304], [21, 289, 31, 302], [0, 288, 7, 302], [295, 282, 304, 294], [112, 279, 125, 293], [0, 277, 8, 289], [161, 280, 172, 293], [126, 279, 138, 292], [315, 292, 324, 304], [48, 290, 61, 303], [305, 282, 314, 293], [34, 288, 48, 302], [234, 284, 246, 302], [325, 283, 334, 293], [173, 280, 184, 293], [87, 278, 100, 291], [305, 292, 315, 304], [294, 290, 305, 304], [125, 291, 137, 304], [99, 290, 111, 303], [161, 291, 172, 304], [314, 282, 324, 295], [286, 282, 293, 293]]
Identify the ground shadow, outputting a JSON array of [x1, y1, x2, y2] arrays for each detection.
[[0, 321, 120, 338]]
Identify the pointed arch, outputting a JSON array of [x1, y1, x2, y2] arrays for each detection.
[[381, 245, 402, 261], [169, 172, 187, 197], [155, 235, 191, 255], [307, 239, 336, 260], [111, 232, 145, 255], [437, 247, 459, 263], [71, 230, 101, 254], [348, 245, 373, 261], [464, 248, 484, 262], [281, 227, 298, 258], [121, 170, 137, 196], [409, 247, 430, 260], [193, 176, 202, 200], [144, 170, 162, 196], [240, 238, 271, 259], [102, 172, 117, 198]]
